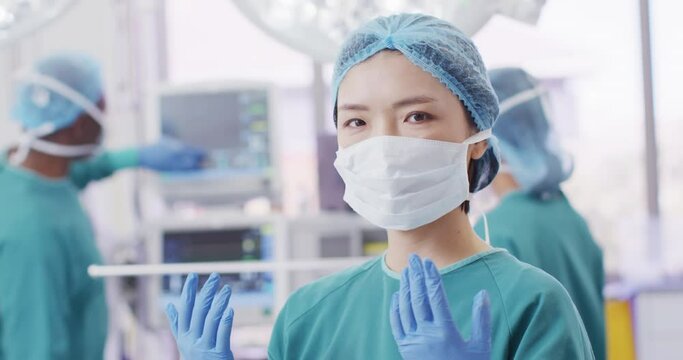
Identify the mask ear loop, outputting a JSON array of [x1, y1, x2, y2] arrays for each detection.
[[498, 86, 546, 115], [466, 193, 491, 244], [462, 128, 492, 145], [480, 211, 490, 244], [10, 122, 57, 165]]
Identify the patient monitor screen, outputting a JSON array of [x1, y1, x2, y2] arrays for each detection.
[[160, 89, 271, 180]]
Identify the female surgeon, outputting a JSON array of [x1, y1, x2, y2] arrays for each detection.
[[165, 14, 595, 359], [474, 67, 605, 360]]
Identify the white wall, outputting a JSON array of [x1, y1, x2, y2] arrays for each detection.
[[0, 53, 20, 146], [165, 0, 313, 87]]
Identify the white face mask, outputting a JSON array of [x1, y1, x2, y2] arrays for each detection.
[[10, 72, 106, 166], [334, 129, 492, 231]]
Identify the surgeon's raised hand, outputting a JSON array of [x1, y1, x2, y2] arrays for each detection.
[[390, 254, 491, 360], [165, 273, 235, 360], [139, 138, 206, 172]]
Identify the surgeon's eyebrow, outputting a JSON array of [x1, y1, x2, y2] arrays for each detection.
[[338, 103, 369, 111], [392, 96, 436, 109], [339, 96, 436, 112]]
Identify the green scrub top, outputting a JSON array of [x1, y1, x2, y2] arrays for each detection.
[[475, 191, 605, 360], [268, 249, 594, 359], [0, 150, 138, 360]]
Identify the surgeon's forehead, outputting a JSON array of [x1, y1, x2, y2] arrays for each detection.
[[337, 50, 454, 108]]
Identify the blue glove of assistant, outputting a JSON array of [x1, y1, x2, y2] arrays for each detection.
[[165, 273, 235, 360], [390, 254, 492, 360], [139, 139, 206, 172]]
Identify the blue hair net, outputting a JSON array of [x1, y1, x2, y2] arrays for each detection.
[[11, 52, 103, 132], [331, 13, 500, 192], [488, 67, 572, 196]]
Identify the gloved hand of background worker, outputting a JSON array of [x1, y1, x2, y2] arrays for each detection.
[[166, 273, 235, 360], [390, 254, 491, 360], [139, 138, 206, 172]]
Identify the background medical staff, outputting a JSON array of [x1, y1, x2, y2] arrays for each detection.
[[475, 67, 605, 360], [0, 52, 205, 360]]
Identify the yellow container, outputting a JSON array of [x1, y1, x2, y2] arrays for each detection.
[[606, 300, 636, 360]]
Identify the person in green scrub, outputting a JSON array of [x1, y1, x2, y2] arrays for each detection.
[[166, 14, 595, 360], [474, 67, 605, 359], [0, 52, 205, 360]]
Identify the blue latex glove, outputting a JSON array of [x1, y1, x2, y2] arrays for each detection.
[[166, 273, 235, 360], [139, 139, 206, 172], [390, 254, 491, 360]]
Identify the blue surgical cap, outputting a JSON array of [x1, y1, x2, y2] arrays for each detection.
[[11, 52, 103, 132], [488, 67, 572, 196], [331, 13, 500, 192]]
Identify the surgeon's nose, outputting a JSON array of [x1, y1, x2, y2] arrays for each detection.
[[372, 116, 399, 137]]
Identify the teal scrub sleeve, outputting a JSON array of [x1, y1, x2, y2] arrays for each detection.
[[0, 240, 70, 360], [585, 228, 606, 360], [512, 286, 595, 359], [268, 297, 292, 360], [68, 148, 139, 189]]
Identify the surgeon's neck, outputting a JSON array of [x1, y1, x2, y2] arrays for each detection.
[[385, 207, 491, 271], [20, 150, 71, 179]]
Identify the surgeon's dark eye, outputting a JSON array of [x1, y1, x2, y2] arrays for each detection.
[[343, 119, 366, 128], [405, 112, 433, 124]]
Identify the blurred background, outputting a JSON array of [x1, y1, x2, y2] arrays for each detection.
[[0, 0, 681, 359]]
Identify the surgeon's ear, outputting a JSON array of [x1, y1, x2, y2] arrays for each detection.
[[469, 140, 488, 161]]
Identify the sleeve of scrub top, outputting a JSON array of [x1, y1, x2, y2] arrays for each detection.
[[267, 303, 289, 360], [586, 226, 607, 360], [512, 284, 595, 359], [0, 239, 70, 360], [68, 148, 140, 189]]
